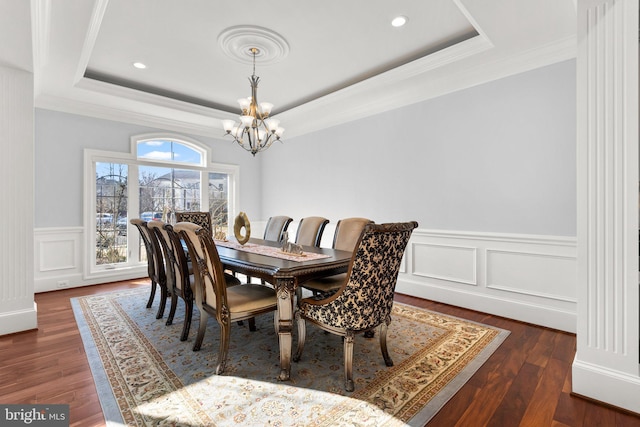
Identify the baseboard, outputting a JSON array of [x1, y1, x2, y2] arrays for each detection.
[[396, 279, 576, 332], [572, 358, 640, 414], [0, 303, 38, 335]]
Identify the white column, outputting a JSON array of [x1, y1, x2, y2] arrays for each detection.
[[573, 0, 640, 413], [0, 65, 37, 335]]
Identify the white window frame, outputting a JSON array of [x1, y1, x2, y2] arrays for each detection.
[[83, 133, 239, 281]]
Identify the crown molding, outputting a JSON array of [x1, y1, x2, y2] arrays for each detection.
[[35, 32, 576, 140]]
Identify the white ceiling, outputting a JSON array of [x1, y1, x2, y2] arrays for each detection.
[[13, 0, 577, 139]]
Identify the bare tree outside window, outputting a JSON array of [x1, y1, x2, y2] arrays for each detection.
[[96, 163, 128, 265]]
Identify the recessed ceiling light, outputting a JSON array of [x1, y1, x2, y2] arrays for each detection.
[[391, 16, 408, 27], [133, 62, 147, 69]]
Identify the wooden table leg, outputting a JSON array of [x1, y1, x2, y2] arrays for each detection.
[[275, 278, 295, 381]]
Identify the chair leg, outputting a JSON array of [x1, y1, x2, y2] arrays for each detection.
[[166, 290, 178, 326], [192, 309, 208, 351], [344, 330, 355, 392], [155, 283, 167, 319], [216, 320, 231, 375], [379, 322, 394, 367], [180, 298, 193, 342], [273, 310, 279, 334], [293, 311, 306, 362], [248, 317, 256, 331], [146, 280, 157, 308]]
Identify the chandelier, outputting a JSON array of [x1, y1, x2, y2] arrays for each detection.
[[221, 47, 284, 156]]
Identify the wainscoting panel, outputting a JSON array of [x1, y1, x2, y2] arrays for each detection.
[[34, 227, 83, 292], [34, 227, 145, 293], [486, 249, 576, 302], [396, 229, 577, 332], [413, 243, 477, 285]]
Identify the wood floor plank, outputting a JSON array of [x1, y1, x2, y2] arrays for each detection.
[[486, 362, 542, 426], [519, 357, 569, 426]]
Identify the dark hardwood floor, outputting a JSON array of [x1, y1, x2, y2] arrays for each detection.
[[1, 279, 639, 426]]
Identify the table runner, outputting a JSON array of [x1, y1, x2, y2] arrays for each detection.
[[215, 240, 331, 262]]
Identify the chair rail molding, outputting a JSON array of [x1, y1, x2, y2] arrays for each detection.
[[395, 228, 577, 333], [573, 0, 640, 414]]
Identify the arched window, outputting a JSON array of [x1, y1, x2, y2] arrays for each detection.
[[85, 133, 238, 277]]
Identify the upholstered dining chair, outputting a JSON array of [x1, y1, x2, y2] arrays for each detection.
[[298, 217, 373, 298], [176, 211, 212, 234], [243, 215, 292, 285], [148, 220, 187, 328], [131, 218, 168, 319], [175, 222, 278, 372], [150, 220, 243, 340], [293, 221, 418, 391], [263, 215, 293, 242], [294, 216, 329, 247]]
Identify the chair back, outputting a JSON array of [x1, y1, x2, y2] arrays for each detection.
[[131, 218, 165, 285], [163, 223, 191, 295], [323, 221, 418, 331], [176, 211, 212, 234], [332, 217, 373, 252], [175, 222, 227, 315], [148, 220, 173, 290], [263, 215, 293, 242], [295, 216, 329, 247]]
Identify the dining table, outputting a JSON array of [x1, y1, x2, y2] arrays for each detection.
[[214, 237, 353, 381]]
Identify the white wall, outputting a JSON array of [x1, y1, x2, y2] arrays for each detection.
[[34, 109, 264, 228], [260, 59, 578, 331], [262, 60, 576, 236]]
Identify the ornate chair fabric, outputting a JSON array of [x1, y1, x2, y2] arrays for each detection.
[[294, 216, 329, 247], [298, 217, 373, 296], [175, 221, 278, 373], [175, 211, 212, 234], [293, 221, 418, 391], [263, 215, 293, 242], [130, 218, 167, 319]]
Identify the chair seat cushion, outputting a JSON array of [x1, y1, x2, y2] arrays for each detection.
[[227, 284, 277, 313], [301, 273, 347, 292]]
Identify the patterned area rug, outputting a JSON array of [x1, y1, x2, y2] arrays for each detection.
[[72, 288, 509, 426]]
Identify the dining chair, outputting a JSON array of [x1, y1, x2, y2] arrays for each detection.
[[242, 215, 292, 285], [263, 215, 293, 242], [148, 220, 186, 329], [151, 220, 244, 339], [293, 221, 418, 391], [298, 217, 373, 298], [175, 221, 278, 372], [294, 216, 329, 247], [131, 218, 168, 319], [175, 211, 212, 234]]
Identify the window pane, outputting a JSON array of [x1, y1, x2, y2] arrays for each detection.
[[137, 139, 202, 165], [96, 163, 128, 265], [209, 172, 230, 236], [139, 166, 201, 217]]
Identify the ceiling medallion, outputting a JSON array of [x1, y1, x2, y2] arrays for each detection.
[[218, 25, 290, 65]]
